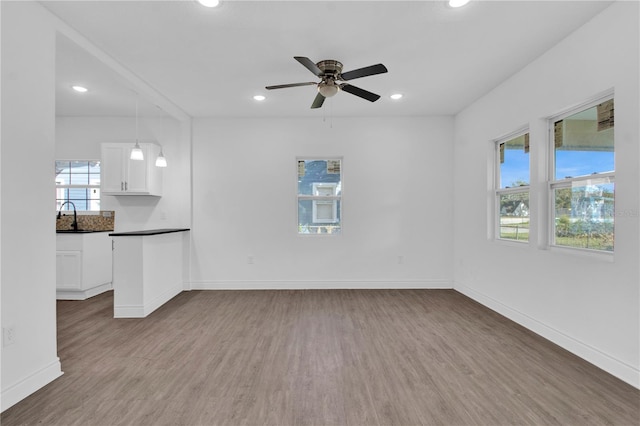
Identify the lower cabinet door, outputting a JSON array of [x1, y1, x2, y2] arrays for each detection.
[[56, 251, 82, 290]]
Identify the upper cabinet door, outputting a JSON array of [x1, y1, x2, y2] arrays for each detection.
[[126, 145, 149, 193], [101, 144, 126, 193]]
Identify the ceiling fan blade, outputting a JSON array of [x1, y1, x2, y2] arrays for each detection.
[[339, 84, 381, 102], [294, 56, 323, 77], [265, 82, 317, 90], [311, 92, 325, 109], [340, 63, 388, 81]]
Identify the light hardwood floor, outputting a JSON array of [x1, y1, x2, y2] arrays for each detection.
[[2, 289, 638, 425]]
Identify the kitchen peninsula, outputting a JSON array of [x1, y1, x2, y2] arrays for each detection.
[[109, 228, 189, 318]]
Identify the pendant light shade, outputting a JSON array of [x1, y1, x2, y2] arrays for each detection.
[[131, 142, 144, 160], [155, 148, 167, 167], [131, 94, 144, 160]]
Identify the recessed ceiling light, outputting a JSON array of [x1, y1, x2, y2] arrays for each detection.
[[390, 93, 403, 100], [448, 0, 471, 8], [253, 95, 266, 101], [198, 0, 220, 7], [72, 85, 88, 93]]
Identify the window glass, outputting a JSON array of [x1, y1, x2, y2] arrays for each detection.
[[554, 101, 614, 180], [499, 133, 530, 188], [498, 192, 530, 241], [553, 180, 614, 252], [297, 159, 342, 234], [496, 132, 530, 243], [55, 160, 101, 211]]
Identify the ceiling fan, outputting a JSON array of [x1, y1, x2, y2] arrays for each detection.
[[265, 56, 388, 109]]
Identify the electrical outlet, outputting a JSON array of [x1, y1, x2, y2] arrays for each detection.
[[397, 255, 404, 265], [247, 256, 254, 264], [3, 326, 16, 347]]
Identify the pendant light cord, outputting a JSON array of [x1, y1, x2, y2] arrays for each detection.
[[135, 94, 139, 143]]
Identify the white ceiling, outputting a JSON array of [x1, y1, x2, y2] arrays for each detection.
[[47, 0, 613, 119]]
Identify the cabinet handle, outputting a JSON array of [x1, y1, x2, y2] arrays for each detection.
[[125, 182, 128, 191]]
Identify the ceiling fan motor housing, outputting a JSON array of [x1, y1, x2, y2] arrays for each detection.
[[316, 60, 343, 77]]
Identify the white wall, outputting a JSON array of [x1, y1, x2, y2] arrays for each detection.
[[1, 1, 63, 411], [190, 116, 454, 289], [453, 1, 639, 387], [56, 116, 191, 232]]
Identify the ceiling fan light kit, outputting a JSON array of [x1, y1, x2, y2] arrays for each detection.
[[317, 81, 339, 98], [265, 56, 388, 109], [197, 0, 220, 8], [448, 0, 471, 8]]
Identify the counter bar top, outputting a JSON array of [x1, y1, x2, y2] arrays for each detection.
[[57, 229, 113, 234], [109, 228, 190, 237]]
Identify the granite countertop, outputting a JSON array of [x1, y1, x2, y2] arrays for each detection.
[[109, 228, 190, 237], [57, 229, 113, 234]]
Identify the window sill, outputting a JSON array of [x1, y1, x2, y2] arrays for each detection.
[[494, 238, 530, 248], [548, 245, 614, 262]]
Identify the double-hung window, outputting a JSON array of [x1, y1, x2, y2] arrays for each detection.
[[495, 131, 530, 242], [297, 159, 342, 234], [55, 160, 101, 211], [549, 95, 614, 252]]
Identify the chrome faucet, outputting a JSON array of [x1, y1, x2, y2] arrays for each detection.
[[57, 201, 78, 231]]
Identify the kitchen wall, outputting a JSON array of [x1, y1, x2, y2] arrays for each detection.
[[190, 116, 454, 289], [56, 116, 191, 232], [1, 0, 63, 411], [452, 1, 639, 387]]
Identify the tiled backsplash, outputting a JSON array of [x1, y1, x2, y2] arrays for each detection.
[[56, 211, 115, 231]]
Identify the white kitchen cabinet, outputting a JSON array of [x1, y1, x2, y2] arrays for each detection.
[[56, 251, 82, 290], [101, 143, 162, 196], [56, 232, 113, 300]]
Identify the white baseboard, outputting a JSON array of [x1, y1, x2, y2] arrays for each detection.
[[188, 279, 453, 290], [1, 358, 63, 412], [56, 282, 112, 300], [113, 304, 145, 318], [454, 281, 640, 389], [114, 283, 182, 318]]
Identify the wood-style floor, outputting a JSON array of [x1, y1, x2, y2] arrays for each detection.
[[2, 289, 638, 425]]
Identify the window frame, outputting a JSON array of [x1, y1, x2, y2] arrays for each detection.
[[547, 92, 615, 254], [55, 160, 101, 212], [296, 157, 343, 235], [494, 128, 531, 244]]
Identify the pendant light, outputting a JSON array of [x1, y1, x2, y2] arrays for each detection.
[[155, 105, 168, 167], [155, 147, 167, 167], [130, 94, 144, 160]]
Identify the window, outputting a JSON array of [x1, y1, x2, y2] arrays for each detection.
[[55, 160, 101, 211], [495, 131, 530, 242], [550, 96, 614, 252], [297, 159, 342, 234]]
